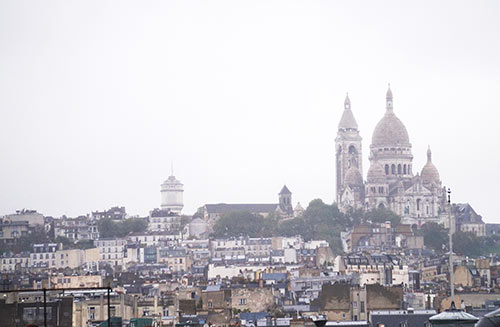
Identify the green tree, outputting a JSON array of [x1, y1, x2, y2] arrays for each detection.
[[364, 208, 401, 225], [212, 211, 268, 238], [453, 231, 484, 257], [55, 236, 74, 249], [75, 240, 95, 249], [98, 218, 148, 238], [417, 222, 448, 252], [14, 227, 50, 253]]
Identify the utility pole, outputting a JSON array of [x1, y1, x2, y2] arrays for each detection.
[[448, 188, 455, 308], [108, 287, 111, 327], [43, 288, 47, 327]]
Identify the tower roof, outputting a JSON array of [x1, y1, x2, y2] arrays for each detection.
[[279, 185, 292, 195], [371, 86, 410, 147], [338, 93, 359, 131]]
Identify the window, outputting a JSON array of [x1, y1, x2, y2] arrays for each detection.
[[89, 307, 95, 320], [361, 301, 365, 313], [398, 164, 402, 174], [385, 165, 389, 175], [391, 164, 396, 174], [239, 298, 247, 305], [208, 301, 213, 309]]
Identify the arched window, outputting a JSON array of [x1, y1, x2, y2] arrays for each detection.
[[378, 203, 385, 209], [403, 164, 407, 175], [385, 165, 389, 175], [398, 164, 402, 174], [409, 165, 412, 174], [416, 199, 421, 211], [391, 164, 396, 174]]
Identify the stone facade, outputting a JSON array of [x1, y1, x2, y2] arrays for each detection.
[[160, 174, 184, 213], [336, 87, 450, 227], [231, 287, 274, 312]]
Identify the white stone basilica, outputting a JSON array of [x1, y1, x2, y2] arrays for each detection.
[[335, 86, 448, 227]]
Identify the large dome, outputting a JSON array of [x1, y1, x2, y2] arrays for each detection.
[[371, 87, 410, 147], [371, 112, 410, 147], [421, 147, 440, 184]]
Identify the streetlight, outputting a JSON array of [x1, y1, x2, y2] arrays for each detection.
[[428, 188, 479, 327]]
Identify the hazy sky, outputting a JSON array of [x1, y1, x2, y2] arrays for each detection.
[[1, 1, 499, 222]]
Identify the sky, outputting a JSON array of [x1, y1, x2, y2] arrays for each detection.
[[0, 0, 499, 222]]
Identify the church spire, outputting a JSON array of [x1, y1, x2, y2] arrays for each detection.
[[386, 84, 393, 112], [338, 92, 358, 130], [427, 146, 432, 162], [344, 93, 351, 109]]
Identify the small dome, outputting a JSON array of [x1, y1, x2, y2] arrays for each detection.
[[367, 162, 386, 183], [344, 166, 363, 185], [421, 147, 440, 184]]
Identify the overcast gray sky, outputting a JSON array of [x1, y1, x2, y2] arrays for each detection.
[[0, 0, 499, 222]]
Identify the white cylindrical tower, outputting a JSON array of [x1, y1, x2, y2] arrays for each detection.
[[160, 175, 184, 213]]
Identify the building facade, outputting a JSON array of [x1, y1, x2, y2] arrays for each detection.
[[336, 87, 449, 227], [160, 174, 184, 213]]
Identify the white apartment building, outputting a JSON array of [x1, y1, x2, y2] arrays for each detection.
[[95, 238, 127, 266]]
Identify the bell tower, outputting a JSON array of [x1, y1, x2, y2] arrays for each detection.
[[335, 93, 363, 204]]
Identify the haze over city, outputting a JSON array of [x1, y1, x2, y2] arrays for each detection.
[[1, 0, 499, 222]]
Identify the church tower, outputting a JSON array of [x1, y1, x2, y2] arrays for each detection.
[[335, 94, 363, 207], [278, 185, 293, 215]]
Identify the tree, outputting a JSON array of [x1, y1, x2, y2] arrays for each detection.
[[18, 227, 50, 252], [75, 240, 94, 249], [55, 236, 74, 249], [212, 211, 268, 238], [98, 218, 148, 238], [416, 222, 448, 252], [453, 232, 484, 257], [364, 208, 401, 225]]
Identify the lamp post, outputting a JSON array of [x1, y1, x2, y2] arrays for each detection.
[[448, 188, 454, 307], [428, 188, 479, 327]]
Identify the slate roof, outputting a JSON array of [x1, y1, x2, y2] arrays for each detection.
[[204, 203, 279, 214], [279, 185, 292, 195], [370, 310, 436, 327], [240, 312, 270, 323], [453, 203, 484, 224]]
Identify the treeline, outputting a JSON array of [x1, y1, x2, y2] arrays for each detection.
[[0, 217, 148, 255], [416, 222, 500, 257], [212, 199, 500, 257], [212, 199, 401, 254], [97, 218, 148, 238]]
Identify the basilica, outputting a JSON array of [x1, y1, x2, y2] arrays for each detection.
[[335, 86, 449, 227]]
